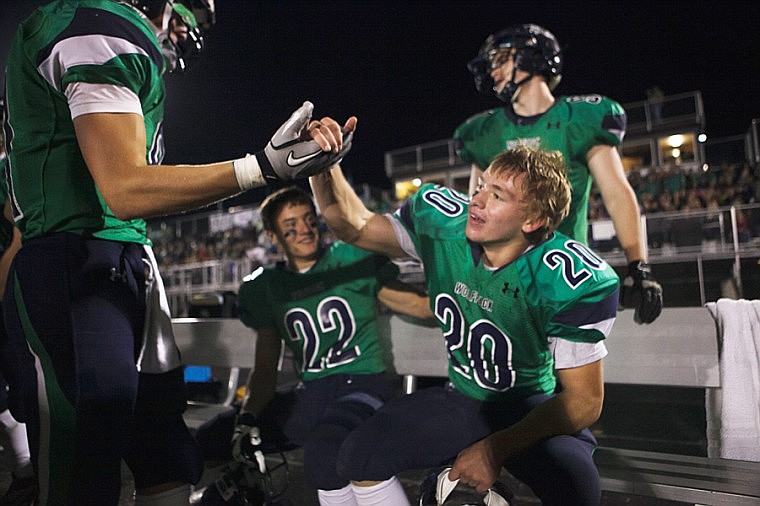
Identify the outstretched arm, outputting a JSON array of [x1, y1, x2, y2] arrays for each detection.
[[377, 280, 433, 320], [310, 166, 407, 259], [73, 104, 355, 220], [449, 359, 604, 492]]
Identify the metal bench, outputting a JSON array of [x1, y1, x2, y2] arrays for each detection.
[[594, 447, 760, 505], [172, 307, 760, 505]]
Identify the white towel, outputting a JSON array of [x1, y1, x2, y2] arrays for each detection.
[[705, 298, 760, 461]]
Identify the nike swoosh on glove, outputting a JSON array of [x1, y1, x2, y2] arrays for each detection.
[[257, 102, 354, 183]]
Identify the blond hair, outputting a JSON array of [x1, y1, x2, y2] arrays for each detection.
[[488, 145, 571, 241]]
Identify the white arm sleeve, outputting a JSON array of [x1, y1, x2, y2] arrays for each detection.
[[386, 212, 421, 262], [548, 338, 608, 369], [65, 82, 143, 119]]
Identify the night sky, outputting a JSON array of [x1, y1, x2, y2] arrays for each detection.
[[2, 0, 759, 194]]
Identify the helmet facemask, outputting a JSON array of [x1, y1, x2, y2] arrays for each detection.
[[138, 0, 215, 73], [468, 24, 563, 103]]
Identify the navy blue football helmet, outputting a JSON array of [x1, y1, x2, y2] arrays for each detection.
[[468, 24, 562, 103], [129, 0, 216, 72]]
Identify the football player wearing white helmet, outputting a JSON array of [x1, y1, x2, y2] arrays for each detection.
[[1, 1, 355, 504], [456, 24, 661, 325]]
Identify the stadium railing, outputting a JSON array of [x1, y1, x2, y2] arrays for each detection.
[[158, 202, 760, 316]]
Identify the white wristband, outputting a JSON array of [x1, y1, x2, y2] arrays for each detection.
[[232, 153, 266, 190]]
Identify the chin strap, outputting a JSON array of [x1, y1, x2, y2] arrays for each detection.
[[495, 66, 534, 103]]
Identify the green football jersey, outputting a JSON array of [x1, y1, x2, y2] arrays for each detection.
[[454, 95, 627, 244], [238, 242, 400, 382], [393, 184, 619, 401], [3, 0, 167, 243]]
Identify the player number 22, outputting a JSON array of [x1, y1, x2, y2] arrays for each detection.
[[284, 296, 359, 373]]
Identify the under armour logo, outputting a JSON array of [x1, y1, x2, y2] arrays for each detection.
[[502, 282, 519, 298], [547, 121, 560, 129]]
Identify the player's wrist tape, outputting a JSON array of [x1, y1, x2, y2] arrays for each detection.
[[233, 151, 278, 190]]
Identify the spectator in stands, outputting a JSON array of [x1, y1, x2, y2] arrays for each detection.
[[226, 187, 432, 506], [692, 166, 717, 191], [454, 23, 661, 325], [657, 190, 677, 213], [705, 194, 722, 215], [699, 182, 717, 210], [683, 189, 706, 212], [587, 190, 609, 220], [642, 169, 663, 200], [626, 167, 643, 199], [717, 185, 737, 207], [732, 197, 751, 243], [1, 1, 354, 504], [640, 193, 660, 214], [311, 146, 620, 506], [662, 164, 686, 200], [736, 162, 755, 204]]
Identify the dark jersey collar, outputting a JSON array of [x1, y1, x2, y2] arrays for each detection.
[[502, 99, 559, 126]]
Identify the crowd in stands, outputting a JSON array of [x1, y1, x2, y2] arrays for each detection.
[[588, 160, 760, 220], [151, 160, 760, 268], [151, 222, 273, 270]]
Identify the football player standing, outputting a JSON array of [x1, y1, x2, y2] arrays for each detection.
[[1, 1, 355, 504], [455, 24, 662, 325]]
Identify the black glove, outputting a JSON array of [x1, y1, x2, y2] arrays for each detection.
[[230, 412, 266, 473], [620, 261, 663, 324]]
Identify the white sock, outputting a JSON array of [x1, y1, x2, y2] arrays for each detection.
[[0, 409, 32, 478], [134, 483, 191, 506], [351, 477, 410, 506], [318, 484, 359, 506]]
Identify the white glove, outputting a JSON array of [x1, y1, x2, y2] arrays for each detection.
[[434, 467, 511, 506], [233, 101, 353, 189], [230, 413, 267, 473]]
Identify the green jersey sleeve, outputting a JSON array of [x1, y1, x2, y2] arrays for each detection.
[[238, 266, 276, 330]]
